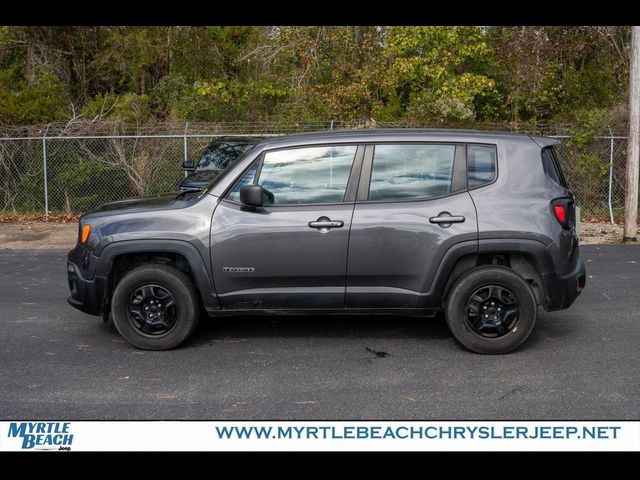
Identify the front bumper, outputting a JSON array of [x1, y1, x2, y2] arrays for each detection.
[[541, 256, 586, 311], [67, 252, 108, 316]]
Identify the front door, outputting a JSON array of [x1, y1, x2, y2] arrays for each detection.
[[347, 143, 479, 309], [211, 144, 362, 309]]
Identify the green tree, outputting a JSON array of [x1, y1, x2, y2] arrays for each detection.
[[0, 25, 633, 131], [487, 26, 630, 129], [382, 26, 497, 124]]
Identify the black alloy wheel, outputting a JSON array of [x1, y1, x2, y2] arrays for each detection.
[[126, 284, 179, 337], [111, 264, 200, 350], [445, 266, 537, 354], [464, 284, 520, 338]]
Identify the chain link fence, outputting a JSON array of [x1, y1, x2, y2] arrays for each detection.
[[551, 135, 629, 221], [0, 121, 635, 221]]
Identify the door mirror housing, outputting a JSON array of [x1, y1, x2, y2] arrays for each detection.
[[240, 184, 265, 207], [183, 159, 196, 172]]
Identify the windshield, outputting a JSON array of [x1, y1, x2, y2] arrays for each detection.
[[200, 142, 263, 195], [196, 142, 256, 172]]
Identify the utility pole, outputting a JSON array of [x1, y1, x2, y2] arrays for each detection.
[[624, 26, 640, 241]]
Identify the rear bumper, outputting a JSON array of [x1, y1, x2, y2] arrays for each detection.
[[542, 256, 586, 311], [67, 259, 108, 316]]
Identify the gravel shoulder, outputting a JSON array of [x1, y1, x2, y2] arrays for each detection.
[[0, 220, 635, 250], [578, 221, 629, 244], [1, 222, 78, 250]]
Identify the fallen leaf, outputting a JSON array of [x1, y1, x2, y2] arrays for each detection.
[[399, 395, 417, 402]]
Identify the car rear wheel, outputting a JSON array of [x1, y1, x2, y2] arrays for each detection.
[[445, 267, 537, 354], [111, 264, 200, 350]]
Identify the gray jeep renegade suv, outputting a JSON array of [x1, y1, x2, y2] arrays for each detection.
[[67, 129, 586, 354]]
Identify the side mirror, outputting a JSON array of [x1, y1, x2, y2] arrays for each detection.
[[240, 184, 265, 207], [183, 159, 196, 172]]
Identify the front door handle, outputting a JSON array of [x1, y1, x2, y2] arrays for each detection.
[[308, 216, 344, 233], [429, 212, 465, 228]]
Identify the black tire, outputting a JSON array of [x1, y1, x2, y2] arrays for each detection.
[[111, 264, 200, 350], [445, 267, 537, 354]]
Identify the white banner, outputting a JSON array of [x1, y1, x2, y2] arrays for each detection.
[[0, 421, 638, 451]]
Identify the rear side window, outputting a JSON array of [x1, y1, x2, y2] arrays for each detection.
[[467, 144, 497, 188], [542, 147, 567, 187], [368, 144, 455, 201]]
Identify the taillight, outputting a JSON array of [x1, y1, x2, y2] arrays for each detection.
[[554, 205, 566, 223], [551, 198, 574, 229]]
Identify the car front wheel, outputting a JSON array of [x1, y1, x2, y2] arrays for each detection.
[[445, 267, 537, 354], [111, 264, 200, 350]]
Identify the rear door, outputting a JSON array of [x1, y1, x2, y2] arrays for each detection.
[[211, 144, 363, 309], [346, 143, 478, 310]]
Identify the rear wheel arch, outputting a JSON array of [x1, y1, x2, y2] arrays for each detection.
[[438, 241, 551, 307]]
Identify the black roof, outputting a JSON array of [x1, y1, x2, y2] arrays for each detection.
[[206, 135, 268, 144], [254, 128, 555, 147]]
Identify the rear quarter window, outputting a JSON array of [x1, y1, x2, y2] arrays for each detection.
[[541, 146, 567, 187], [467, 144, 497, 188]]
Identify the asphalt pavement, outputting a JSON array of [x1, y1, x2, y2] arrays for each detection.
[[0, 245, 638, 420]]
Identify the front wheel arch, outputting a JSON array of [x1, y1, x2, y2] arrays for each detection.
[[96, 240, 219, 312]]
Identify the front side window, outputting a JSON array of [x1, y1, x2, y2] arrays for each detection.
[[467, 144, 497, 188], [256, 145, 357, 205], [368, 144, 455, 201]]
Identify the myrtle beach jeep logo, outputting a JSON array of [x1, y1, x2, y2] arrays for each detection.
[[7, 422, 73, 450]]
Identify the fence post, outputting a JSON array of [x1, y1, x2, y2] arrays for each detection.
[[329, 120, 334, 131], [624, 26, 640, 241], [42, 125, 50, 219], [608, 129, 615, 224], [183, 121, 189, 178]]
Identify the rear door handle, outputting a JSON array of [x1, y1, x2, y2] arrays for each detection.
[[308, 216, 344, 233], [429, 216, 465, 223], [429, 212, 465, 227]]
